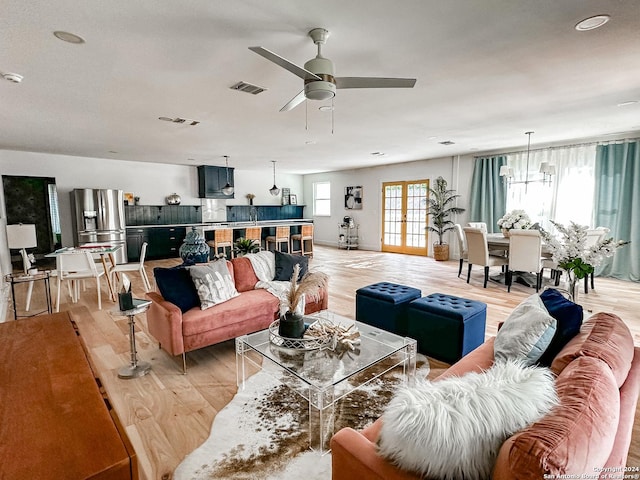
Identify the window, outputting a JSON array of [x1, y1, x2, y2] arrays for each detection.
[[313, 181, 331, 216], [505, 144, 596, 230]]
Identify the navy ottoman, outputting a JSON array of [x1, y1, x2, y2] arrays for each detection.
[[407, 293, 486, 363], [355, 282, 421, 335]]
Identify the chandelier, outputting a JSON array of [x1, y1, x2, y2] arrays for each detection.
[[500, 131, 555, 192]]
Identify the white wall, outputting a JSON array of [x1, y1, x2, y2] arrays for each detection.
[[0, 148, 476, 279], [302, 154, 475, 256], [0, 150, 305, 276]]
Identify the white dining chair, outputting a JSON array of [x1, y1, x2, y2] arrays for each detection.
[[467, 222, 488, 232], [541, 256, 562, 286], [463, 227, 509, 288], [108, 242, 152, 293], [583, 227, 610, 293], [453, 224, 467, 278], [56, 250, 105, 311], [507, 229, 543, 292]]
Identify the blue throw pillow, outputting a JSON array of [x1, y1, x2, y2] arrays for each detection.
[[154, 266, 200, 313], [273, 250, 309, 281], [537, 288, 583, 367]]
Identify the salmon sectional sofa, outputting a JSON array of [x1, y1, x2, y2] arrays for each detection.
[[146, 256, 328, 372], [331, 311, 640, 479]]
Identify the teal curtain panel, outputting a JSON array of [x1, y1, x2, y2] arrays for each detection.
[[469, 156, 507, 233]]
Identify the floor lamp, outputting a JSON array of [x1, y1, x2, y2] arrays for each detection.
[[6, 224, 38, 311], [6, 223, 38, 273]]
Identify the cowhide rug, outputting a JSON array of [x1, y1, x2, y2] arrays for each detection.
[[174, 355, 432, 480]]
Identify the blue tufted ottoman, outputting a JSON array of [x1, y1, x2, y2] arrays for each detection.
[[407, 293, 486, 363], [355, 282, 421, 335]]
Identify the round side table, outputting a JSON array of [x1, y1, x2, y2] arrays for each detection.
[[116, 301, 152, 379]]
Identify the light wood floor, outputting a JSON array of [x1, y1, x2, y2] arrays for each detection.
[[5, 245, 640, 479]]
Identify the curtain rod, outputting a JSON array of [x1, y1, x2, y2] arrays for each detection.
[[474, 136, 640, 159]]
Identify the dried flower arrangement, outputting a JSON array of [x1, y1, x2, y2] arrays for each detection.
[[285, 264, 328, 315], [278, 264, 329, 338]]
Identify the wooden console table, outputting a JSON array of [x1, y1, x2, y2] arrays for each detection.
[[0, 310, 138, 479]]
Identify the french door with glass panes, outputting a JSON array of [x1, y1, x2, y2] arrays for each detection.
[[381, 180, 429, 255]]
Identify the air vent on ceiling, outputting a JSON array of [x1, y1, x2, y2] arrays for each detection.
[[231, 81, 267, 95], [158, 116, 200, 126], [439, 140, 455, 145]]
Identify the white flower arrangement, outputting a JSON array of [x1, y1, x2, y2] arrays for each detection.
[[497, 209, 531, 230], [542, 221, 630, 278]]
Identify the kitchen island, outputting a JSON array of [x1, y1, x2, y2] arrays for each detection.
[[125, 220, 313, 261]]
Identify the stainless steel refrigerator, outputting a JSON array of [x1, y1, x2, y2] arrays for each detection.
[[71, 189, 127, 264]]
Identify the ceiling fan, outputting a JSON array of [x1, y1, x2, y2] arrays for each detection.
[[249, 28, 417, 112]]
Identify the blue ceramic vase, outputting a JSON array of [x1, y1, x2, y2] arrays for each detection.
[[179, 227, 210, 264]]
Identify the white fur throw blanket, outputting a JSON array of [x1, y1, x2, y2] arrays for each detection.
[[246, 251, 303, 315], [378, 360, 558, 480]]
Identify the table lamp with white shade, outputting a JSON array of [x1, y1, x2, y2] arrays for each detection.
[[6, 224, 37, 274]]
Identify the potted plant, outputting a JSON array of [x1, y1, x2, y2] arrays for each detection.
[[279, 264, 329, 338], [233, 237, 260, 257], [426, 176, 466, 261]]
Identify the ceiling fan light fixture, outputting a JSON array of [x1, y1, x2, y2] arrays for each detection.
[[304, 81, 336, 101]]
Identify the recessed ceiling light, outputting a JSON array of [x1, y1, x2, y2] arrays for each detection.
[[575, 15, 610, 31], [53, 31, 85, 44], [617, 101, 638, 107], [318, 105, 333, 112]]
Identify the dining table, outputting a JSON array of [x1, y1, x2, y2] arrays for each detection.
[[485, 232, 552, 288], [46, 243, 123, 301]]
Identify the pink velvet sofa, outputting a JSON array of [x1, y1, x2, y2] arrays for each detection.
[[146, 257, 328, 372], [331, 312, 640, 479]]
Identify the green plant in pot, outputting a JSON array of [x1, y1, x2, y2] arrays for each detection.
[[233, 237, 260, 257], [426, 176, 466, 261], [278, 264, 329, 339]]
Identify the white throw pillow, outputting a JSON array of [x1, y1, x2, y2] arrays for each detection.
[[188, 261, 240, 310], [378, 361, 558, 480], [494, 293, 557, 365]]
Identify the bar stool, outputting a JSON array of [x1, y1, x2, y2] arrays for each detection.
[[245, 226, 263, 251], [207, 228, 234, 258], [291, 225, 314, 257], [265, 226, 291, 253]]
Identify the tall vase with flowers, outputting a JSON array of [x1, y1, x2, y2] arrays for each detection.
[[497, 209, 531, 237], [541, 221, 630, 302]]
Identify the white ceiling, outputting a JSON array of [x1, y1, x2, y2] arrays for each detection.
[[1, 1, 639, 174]]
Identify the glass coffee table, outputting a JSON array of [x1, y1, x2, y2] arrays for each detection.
[[235, 311, 417, 454]]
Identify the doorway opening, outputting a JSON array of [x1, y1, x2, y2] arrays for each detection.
[[2, 175, 61, 268]]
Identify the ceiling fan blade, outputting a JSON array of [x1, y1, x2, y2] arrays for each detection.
[[249, 46, 321, 81], [279, 90, 306, 112], [335, 77, 417, 89]]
